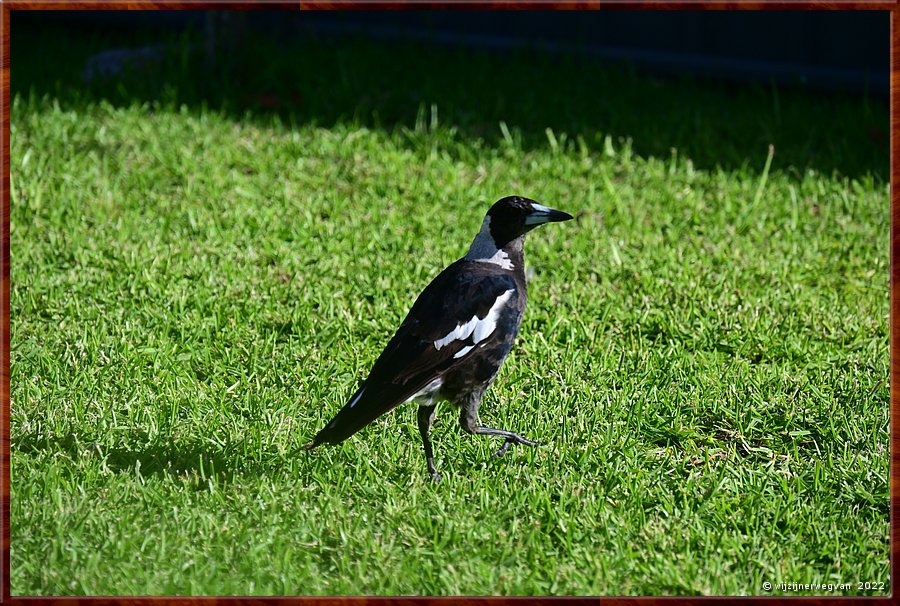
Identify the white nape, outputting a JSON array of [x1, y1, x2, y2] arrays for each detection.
[[463, 216, 514, 270]]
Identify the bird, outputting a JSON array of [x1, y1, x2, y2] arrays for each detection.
[[302, 196, 573, 482]]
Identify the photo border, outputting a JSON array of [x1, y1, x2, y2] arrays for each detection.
[[0, 2, 894, 602]]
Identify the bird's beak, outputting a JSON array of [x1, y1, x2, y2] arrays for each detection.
[[524, 203, 575, 226]]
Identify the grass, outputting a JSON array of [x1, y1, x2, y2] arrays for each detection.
[[9, 20, 890, 596]]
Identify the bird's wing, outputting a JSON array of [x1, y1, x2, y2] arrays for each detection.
[[310, 261, 519, 445]]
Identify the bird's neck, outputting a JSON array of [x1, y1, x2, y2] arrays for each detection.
[[463, 217, 525, 271]]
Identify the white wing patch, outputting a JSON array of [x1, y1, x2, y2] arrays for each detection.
[[433, 316, 478, 350], [434, 288, 515, 353], [348, 386, 366, 408], [453, 345, 475, 359]]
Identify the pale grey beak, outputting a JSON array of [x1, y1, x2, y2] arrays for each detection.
[[524, 203, 574, 225]]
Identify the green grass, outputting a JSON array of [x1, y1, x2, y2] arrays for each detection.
[[10, 22, 890, 596]]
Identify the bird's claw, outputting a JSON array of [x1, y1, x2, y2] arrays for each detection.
[[492, 440, 513, 458], [493, 437, 543, 458], [426, 457, 441, 483]]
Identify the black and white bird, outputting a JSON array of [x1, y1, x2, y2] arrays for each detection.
[[303, 196, 573, 481]]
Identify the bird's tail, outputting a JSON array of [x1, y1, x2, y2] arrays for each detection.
[[304, 382, 409, 448]]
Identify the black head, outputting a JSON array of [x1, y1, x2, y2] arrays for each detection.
[[486, 196, 573, 247]]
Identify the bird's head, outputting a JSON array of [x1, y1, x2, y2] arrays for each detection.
[[485, 196, 574, 247]]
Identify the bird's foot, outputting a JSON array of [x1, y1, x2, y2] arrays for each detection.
[[492, 436, 542, 458], [492, 439, 513, 458], [427, 457, 441, 483]]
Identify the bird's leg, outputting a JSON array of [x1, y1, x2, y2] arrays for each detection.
[[459, 405, 541, 458], [417, 403, 441, 483]]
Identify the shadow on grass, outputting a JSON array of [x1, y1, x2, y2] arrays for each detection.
[[11, 17, 889, 182], [14, 431, 284, 485]]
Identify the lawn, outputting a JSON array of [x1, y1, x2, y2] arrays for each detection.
[[9, 20, 890, 596]]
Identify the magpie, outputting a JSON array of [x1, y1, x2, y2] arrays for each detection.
[[302, 196, 573, 482]]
